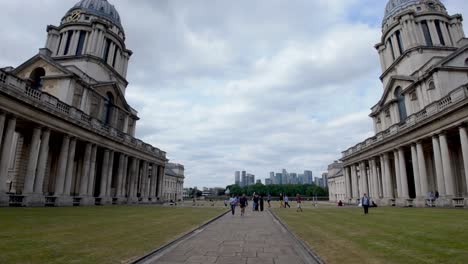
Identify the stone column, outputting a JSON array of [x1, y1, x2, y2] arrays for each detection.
[[383, 153, 393, 199], [99, 150, 110, 197], [24, 127, 42, 194], [63, 138, 77, 195], [343, 166, 351, 201], [410, 144, 422, 198], [34, 129, 50, 194], [79, 143, 92, 196], [121, 155, 128, 198], [128, 158, 137, 200], [370, 159, 379, 199], [393, 150, 402, 198], [350, 165, 358, 200], [0, 117, 16, 193], [439, 133, 455, 196], [106, 151, 114, 197], [432, 135, 446, 196], [440, 22, 453, 46], [142, 161, 149, 200], [0, 112, 6, 152], [459, 126, 468, 196], [54, 135, 70, 195], [398, 148, 409, 199], [87, 145, 98, 197], [360, 162, 369, 196], [380, 155, 387, 197], [416, 142, 429, 197], [116, 153, 125, 198], [428, 20, 441, 46]]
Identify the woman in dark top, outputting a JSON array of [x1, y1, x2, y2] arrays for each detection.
[[239, 194, 248, 217]]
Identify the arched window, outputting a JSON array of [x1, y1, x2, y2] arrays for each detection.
[[103, 92, 114, 125], [395, 87, 407, 122], [29, 67, 45, 90]]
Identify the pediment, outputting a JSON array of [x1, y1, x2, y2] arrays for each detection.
[[12, 54, 73, 81], [371, 76, 415, 115], [440, 48, 468, 68], [92, 82, 132, 113]]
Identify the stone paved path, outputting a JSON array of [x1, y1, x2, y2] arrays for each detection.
[[149, 209, 319, 264]]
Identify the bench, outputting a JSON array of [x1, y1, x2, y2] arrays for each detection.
[[452, 198, 465, 208], [45, 196, 56, 207], [9, 195, 24, 207]]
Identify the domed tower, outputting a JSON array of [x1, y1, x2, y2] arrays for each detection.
[[44, 0, 132, 94], [375, 0, 465, 87]]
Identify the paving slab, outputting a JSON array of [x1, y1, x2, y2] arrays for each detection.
[[147, 209, 319, 264]]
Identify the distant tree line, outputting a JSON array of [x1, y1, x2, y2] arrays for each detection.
[[226, 183, 328, 197]]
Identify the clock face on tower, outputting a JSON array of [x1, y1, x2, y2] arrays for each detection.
[[65, 10, 81, 23]]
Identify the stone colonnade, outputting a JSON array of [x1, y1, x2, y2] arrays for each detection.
[[0, 112, 166, 206], [343, 126, 468, 207]]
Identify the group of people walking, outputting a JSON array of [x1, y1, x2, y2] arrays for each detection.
[[228, 193, 304, 216]]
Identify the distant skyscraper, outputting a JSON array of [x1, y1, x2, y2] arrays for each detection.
[[241, 171, 247, 187], [235, 171, 240, 185], [298, 174, 305, 184], [265, 179, 272, 185], [321, 172, 328, 188], [275, 173, 282, 185], [256, 179, 262, 184], [304, 170, 313, 184], [290, 173, 297, 184], [282, 169, 288, 185]]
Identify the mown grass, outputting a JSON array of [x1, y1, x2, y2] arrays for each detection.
[[274, 207, 468, 264], [0, 206, 225, 264]]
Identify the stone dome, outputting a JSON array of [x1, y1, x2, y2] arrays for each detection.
[[383, 0, 445, 26], [67, 0, 123, 30]]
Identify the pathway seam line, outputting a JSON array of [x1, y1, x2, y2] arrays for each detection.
[[268, 209, 326, 264], [128, 209, 230, 264]]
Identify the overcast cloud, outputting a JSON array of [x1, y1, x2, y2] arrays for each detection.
[[0, 0, 466, 187]]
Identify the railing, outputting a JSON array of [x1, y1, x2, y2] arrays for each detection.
[[45, 196, 56, 207], [342, 85, 468, 158], [452, 198, 465, 208], [0, 69, 166, 160], [73, 197, 81, 206]]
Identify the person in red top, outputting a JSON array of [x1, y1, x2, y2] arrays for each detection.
[[296, 193, 303, 212]]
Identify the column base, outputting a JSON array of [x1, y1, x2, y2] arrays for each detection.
[[413, 197, 427, 207], [435, 197, 454, 207], [379, 198, 396, 206], [395, 198, 412, 207], [23, 193, 45, 207], [127, 197, 139, 204], [99, 196, 112, 205], [0, 193, 10, 207], [55, 196, 74, 206], [79, 196, 96, 206]]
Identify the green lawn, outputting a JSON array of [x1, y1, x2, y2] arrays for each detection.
[[273, 207, 468, 264], [0, 206, 225, 264]]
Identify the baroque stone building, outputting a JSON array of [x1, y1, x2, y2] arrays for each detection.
[[163, 163, 184, 202], [341, 0, 468, 207], [0, 0, 174, 206], [327, 161, 345, 202]]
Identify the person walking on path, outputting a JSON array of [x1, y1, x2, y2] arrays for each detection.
[[279, 193, 284, 208], [267, 193, 271, 208], [239, 194, 248, 217], [296, 193, 303, 212], [284, 195, 291, 208], [259, 195, 264, 211], [361, 193, 370, 215], [253, 194, 259, 211], [229, 195, 237, 216]]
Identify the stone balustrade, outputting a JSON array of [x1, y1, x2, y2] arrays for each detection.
[[0, 69, 166, 160], [342, 84, 468, 158]]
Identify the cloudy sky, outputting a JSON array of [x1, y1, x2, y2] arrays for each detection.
[[1, 0, 467, 187]]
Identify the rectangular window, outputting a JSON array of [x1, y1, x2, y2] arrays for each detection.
[[387, 38, 395, 61], [76, 31, 87, 56], [434, 20, 445, 45], [112, 47, 119, 68], [421, 21, 433, 46], [103, 38, 112, 63], [63, 31, 74, 55], [396, 30, 404, 55]]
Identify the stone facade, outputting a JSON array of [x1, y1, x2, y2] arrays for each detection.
[[163, 163, 184, 202], [0, 0, 177, 206], [340, 0, 468, 208], [327, 161, 345, 203]]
